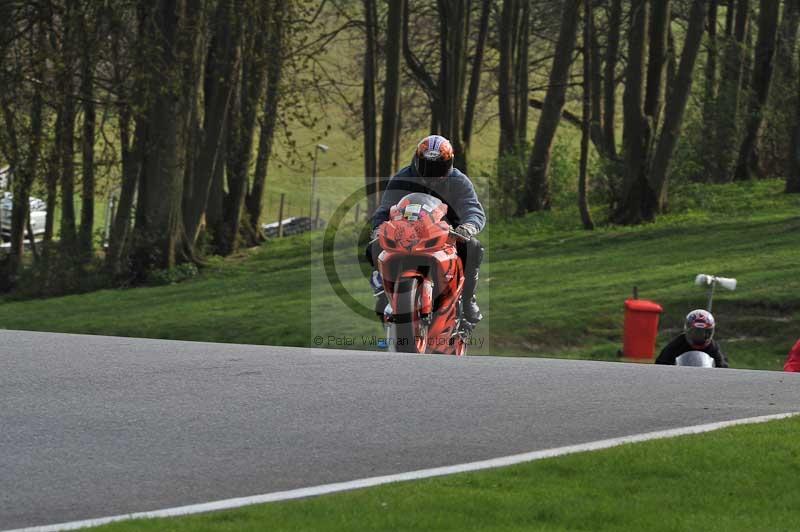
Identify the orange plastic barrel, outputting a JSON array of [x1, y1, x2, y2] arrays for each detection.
[[623, 299, 663, 359]]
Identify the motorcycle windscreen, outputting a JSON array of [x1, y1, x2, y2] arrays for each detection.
[[675, 350, 716, 367], [396, 193, 444, 221]]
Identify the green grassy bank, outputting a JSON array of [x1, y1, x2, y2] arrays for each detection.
[[1, 179, 798, 370], [86, 415, 800, 532]]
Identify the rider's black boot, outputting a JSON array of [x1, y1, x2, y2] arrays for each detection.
[[462, 268, 482, 323], [374, 292, 388, 319], [370, 270, 388, 320]]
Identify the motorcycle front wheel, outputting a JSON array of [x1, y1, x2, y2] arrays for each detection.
[[394, 278, 428, 353]]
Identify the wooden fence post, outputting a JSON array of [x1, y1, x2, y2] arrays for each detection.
[[278, 193, 285, 238]]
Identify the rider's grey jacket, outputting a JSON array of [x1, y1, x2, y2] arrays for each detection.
[[371, 164, 486, 233]]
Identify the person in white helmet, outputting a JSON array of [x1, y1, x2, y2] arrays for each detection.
[[656, 309, 729, 367]]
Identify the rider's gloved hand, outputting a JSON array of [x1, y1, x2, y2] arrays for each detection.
[[453, 223, 478, 239], [365, 227, 381, 267]]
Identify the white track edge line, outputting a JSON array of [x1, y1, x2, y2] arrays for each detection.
[[6, 412, 798, 532]]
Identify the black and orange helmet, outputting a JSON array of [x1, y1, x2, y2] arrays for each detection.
[[413, 135, 454, 181]]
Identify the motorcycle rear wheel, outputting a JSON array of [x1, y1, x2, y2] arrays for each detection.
[[394, 278, 428, 353]]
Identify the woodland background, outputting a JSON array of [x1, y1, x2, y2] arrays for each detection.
[[0, 0, 798, 297]]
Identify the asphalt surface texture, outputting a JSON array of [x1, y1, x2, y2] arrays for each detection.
[[2, 330, 799, 529]]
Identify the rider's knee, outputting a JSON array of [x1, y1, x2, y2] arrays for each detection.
[[462, 237, 484, 265], [365, 243, 376, 267]]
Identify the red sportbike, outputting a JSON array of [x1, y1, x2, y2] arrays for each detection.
[[374, 192, 473, 355]]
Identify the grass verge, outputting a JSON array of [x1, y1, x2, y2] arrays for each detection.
[[0, 179, 797, 369], [85, 415, 800, 532]]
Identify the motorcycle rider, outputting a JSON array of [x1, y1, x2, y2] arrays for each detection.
[[366, 134, 485, 323], [783, 339, 800, 372], [656, 309, 729, 367]]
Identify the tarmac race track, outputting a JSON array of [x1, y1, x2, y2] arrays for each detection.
[[2, 330, 798, 530]]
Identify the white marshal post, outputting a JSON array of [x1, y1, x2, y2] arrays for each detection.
[[694, 274, 738, 312]]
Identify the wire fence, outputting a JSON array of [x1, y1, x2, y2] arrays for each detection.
[[262, 186, 372, 238]]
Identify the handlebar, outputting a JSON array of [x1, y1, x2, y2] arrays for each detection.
[[449, 229, 471, 242]]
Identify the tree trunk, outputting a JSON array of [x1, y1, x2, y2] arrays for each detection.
[[131, 0, 198, 273], [79, 28, 96, 260], [59, 4, 78, 249], [742, 3, 755, 95], [734, 0, 780, 180], [44, 112, 60, 244], [3, 16, 46, 279], [498, 0, 518, 157], [578, 0, 594, 231], [402, 0, 473, 171], [462, 0, 491, 155], [438, 0, 470, 172], [394, 103, 402, 171], [645, 0, 671, 127], [724, 0, 735, 36], [613, 0, 650, 224], [765, 0, 799, 180], [59, 74, 77, 249], [666, 26, 678, 101], [26, 211, 39, 262], [775, 0, 799, 82], [180, 16, 206, 259], [788, 50, 800, 192], [247, 0, 287, 235], [648, 0, 710, 210], [589, 16, 604, 153], [701, 0, 719, 180], [514, 0, 530, 148], [603, 0, 622, 158], [379, 0, 404, 179], [520, 0, 581, 215], [786, 4, 800, 193], [109, 119, 144, 277], [221, 6, 268, 254], [362, 0, 378, 212], [206, 128, 226, 238], [715, 0, 749, 181], [497, 0, 522, 210], [183, 0, 240, 246], [403, 0, 438, 129], [107, 6, 146, 277], [498, 0, 531, 211]]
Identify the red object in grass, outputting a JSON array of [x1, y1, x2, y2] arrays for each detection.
[[623, 299, 664, 359], [784, 340, 800, 372]]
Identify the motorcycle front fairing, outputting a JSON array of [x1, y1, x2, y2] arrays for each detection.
[[675, 350, 716, 367], [374, 193, 467, 354], [378, 247, 462, 309]]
